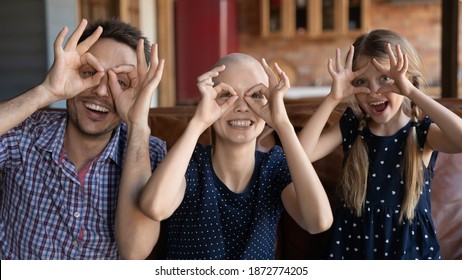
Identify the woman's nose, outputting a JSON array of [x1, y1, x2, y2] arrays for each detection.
[[234, 96, 249, 112]]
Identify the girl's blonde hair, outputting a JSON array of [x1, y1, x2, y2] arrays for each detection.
[[341, 29, 427, 222]]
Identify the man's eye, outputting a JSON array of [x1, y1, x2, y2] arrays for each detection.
[[116, 73, 130, 90], [118, 80, 129, 90]]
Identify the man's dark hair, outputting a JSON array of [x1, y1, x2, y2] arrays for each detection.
[[79, 18, 151, 64]]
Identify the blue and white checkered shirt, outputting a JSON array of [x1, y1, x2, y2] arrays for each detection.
[[0, 110, 166, 259]]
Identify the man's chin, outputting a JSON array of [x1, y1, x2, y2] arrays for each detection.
[[81, 123, 120, 138], [73, 121, 120, 139]]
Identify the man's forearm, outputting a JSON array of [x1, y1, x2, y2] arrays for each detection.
[[0, 84, 56, 135]]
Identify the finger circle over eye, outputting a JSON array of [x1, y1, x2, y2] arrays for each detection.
[[112, 64, 136, 74], [80, 52, 104, 72], [214, 82, 235, 95], [197, 72, 219, 84], [248, 83, 268, 93]]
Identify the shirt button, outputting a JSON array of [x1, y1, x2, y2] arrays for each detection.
[[73, 240, 79, 247], [73, 212, 80, 218]]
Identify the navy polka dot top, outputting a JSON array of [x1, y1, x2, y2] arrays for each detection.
[[327, 107, 441, 259], [164, 144, 292, 260]]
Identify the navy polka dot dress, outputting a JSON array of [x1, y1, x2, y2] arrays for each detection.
[[164, 144, 292, 260], [327, 107, 441, 260]]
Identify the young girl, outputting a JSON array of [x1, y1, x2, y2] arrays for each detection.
[[138, 53, 333, 259], [299, 29, 462, 259]]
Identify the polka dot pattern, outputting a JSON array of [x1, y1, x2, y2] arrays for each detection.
[[327, 108, 441, 260], [165, 144, 291, 259]]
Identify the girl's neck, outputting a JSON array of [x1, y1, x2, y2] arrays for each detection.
[[211, 142, 256, 193], [368, 110, 410, 136]]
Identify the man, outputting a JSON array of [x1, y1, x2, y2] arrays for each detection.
[[0, 18, 165, 259]]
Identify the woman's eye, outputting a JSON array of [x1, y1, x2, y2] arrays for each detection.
[[81, 70, 96, 78], [218, 92, 232, 98], [250, 92, 263, 99]]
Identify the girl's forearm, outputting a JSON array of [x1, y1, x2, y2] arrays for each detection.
[[409, 88, 462, 152], [298, 95, 340, 159]]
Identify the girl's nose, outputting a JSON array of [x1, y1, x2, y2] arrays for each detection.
[[368, 80, 382, 95]]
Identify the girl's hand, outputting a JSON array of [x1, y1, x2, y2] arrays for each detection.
[[43, 19, 105, 101], [110, 41, 165, 127], [328, 45, 370, 100], [245, 59, 289, 129], [373, 43, 414, 96], [194, 65, 238, 129]]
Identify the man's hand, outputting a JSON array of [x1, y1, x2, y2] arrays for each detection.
[[42, 19, 104, 102], [110, 41, 165, 127]]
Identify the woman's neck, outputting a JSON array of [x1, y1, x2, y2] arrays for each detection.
[[211, 142, 256, 193]]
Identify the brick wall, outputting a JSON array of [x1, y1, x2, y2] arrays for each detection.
[[236, 0, 461, 93]]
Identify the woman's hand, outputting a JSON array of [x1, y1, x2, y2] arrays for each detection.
[[193, 65, 238, 130], [245, 59, 289, 130]]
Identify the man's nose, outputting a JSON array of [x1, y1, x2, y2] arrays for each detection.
[[93, 73, 110, 97]]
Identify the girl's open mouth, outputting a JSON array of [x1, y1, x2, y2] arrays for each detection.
[[370, 101, 388, 113]]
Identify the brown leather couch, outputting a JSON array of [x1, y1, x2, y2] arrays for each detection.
[[148, 97, 462, 260], [2, 98, 459, 259]]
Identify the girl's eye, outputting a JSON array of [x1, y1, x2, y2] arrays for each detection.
[[380, 75, 392, 83], [352, 79, 366, 87]]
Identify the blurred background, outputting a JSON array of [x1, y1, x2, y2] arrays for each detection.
[[0, 0, 461, 107]]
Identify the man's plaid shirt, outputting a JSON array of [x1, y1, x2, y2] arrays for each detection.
[[0, 111, 166, 259]]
